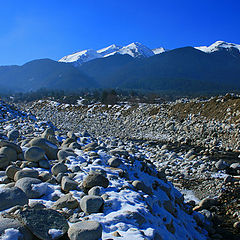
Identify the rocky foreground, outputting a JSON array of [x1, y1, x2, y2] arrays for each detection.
[[0, 95, 240, 239]]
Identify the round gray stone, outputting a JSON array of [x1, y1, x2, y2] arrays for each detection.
[[52, 162, 68, 176], [24, 146, 45, 162], [80, 195, 104, 214], [0, 187, 28, 211], [68, 221, 102, 240], [15, 177, 46, 199]]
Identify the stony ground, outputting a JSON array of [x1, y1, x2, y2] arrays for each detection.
[[17, 93, 240, 239], [0, 99, 213, 240]]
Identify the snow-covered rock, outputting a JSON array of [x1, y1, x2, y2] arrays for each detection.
[[195, 40, 240, 53]]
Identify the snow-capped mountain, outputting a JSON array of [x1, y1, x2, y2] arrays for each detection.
[[59, 49, 102, 66], [59, 42, 163, 66], [107, 42, 155, 58], [152, 47, 166, 55], [195, 41, 240, 53], [97, 44, 121, 56]]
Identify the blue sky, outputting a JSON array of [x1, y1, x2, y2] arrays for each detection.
[[0, 0, 239, 65]]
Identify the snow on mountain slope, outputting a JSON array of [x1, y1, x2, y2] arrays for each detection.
[[152, 47, 166, 55], [116, 42, 155, 58], [97, 44, 121, 56], [59, 42, 157, 65], [195, 41, 240, 53], [59, 49, 102, 66]]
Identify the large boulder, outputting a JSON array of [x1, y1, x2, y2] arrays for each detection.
[[15, 177, 47, 199], [24, 146, 45, 162], [132, 180, 152, 195], [52, 193, 79, 210], [14, 169, 39, 181], [28, 138, 58, 160], [7, 129, 20, 141], [0, 216, 33, 240], [80, 195, 104, 214], [0, 187, 28, 211], [16, 208, 69, 240], [0, 146, 17, 162], [41, 128, 58, 145], [68, 221, 102, 240], [5, 165, 20, 179], [0, 154, 10, 169], [61, 176, 78, 192], [108, 157, 122, 168], [57, 149, 77, 162], [82, 172, 109, 190], [0, 140, 22, 153], [51, 162, 68, 176]]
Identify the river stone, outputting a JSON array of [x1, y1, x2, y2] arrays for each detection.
[[16, 208, 69, 240], [7, 129, 19, 141], [14, 169, 39, 181], [15, 177, 46, 199], [88, 186, 101, 196], [57, 149, 77, 161], [0, 154, 10, 169], [132, 180, 152, 195], [198, 198, 217, 210], [5, 165, 20, 179], [52, 193, 79, 210], [24, 146, 45, 162], [0, 146, 17, 162], [69, 142, 81, 149], [67, 131, 78, 140], [215, 160, 228, 170], [68, 221, 102, 240], [108, 157, 122, 168], [61, 176, 78, 192], [80, 195, 104, 214], [0, 140, 22, 153], [84, 142, 98, 150], [62, 138, 76, 147], [39, 172, 52, 182], [0, 216, 33, 240], [39, 159, 51, 169], [52, 162, 68, 176], [28, 137, 58, 160], [82, 172, 109, 190], [0, 187, 28, 211]]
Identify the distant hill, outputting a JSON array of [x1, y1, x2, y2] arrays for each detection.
[[0, 59, 97, 92]]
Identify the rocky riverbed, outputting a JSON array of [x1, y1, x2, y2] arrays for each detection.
[[1, 95, 240, 239]]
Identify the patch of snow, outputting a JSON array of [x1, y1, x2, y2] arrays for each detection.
[[48, 229, 63, 239], [152, 47, 166, 55], [0, 228, 22, 240]]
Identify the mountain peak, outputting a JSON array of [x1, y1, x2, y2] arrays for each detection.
[[119, 42, 154, 58], [195, 40, 240, 53], [59, 49, 102, 65], [97, 44, 121, 56]]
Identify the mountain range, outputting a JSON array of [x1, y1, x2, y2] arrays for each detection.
[[0, 41, 240, 94]]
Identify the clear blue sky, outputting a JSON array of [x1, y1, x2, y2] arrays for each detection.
[[0, 0, 239, 65]]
